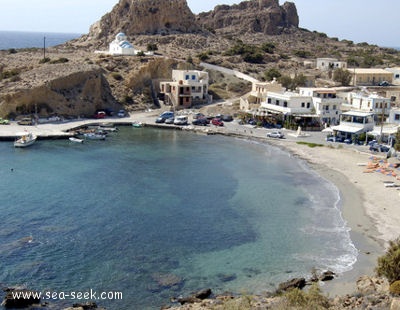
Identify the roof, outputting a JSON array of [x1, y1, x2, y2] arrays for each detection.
[[349, 68, 392, 74], [331, 125, 364, 134], [342, 111, 375, 117]]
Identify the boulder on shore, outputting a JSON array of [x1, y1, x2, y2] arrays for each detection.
[[1, 288, 41, 308], [277, 277, 306, 292]]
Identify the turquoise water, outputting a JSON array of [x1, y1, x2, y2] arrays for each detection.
[[0, 127, 357, 309]]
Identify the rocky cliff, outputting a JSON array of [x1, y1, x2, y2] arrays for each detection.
[[85, 0, 299, 45], [87, 0, 202, 43], [197, 0, 299, 35], [0, 61, 119, 118]]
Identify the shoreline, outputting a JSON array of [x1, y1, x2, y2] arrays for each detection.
[[1, 113, 399, 298]]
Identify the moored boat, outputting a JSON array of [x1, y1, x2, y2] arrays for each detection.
[[14, 132, 37, 148], [69, 137, 84, 143], [83, 132, 106, 140], [132, 121, 143, 128]]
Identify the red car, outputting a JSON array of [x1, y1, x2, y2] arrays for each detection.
[[211, 118, 224, 126], [94, 111, 106, 119]]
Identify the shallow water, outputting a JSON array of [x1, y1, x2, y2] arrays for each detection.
[[0, 127, 357, 309]]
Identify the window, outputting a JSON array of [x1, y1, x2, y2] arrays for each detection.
[[307, 102, 310, 108], [276, 100, 280, 105], [333, 105, 337, 110], [268, 98, 272, 104], [283, 101, 288, 107], [301, 102, 305, 108], [185, 75, 189, 80], [395, 114, 400, 121], [192, 75, 196, 80], [396, 74, 400, 79], [325, 105, 329, 111]]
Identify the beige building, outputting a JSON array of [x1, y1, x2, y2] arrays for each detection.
[[160, 70, 210, 109], [348, 68, 393, 86]]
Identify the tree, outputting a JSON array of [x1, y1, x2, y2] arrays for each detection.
[[376, 237, 400, 284], [264, 68, 281, 81], [394, 128, 400, 151], [333, 68, 352, 86]]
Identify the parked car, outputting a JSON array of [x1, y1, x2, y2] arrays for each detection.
[[117, 110, 127, 117], [193, 112, 205, 120], [379, 81, 390, 86], [266, 131, 284, 138], [211, 118, 224, 126], [221, 114, 233, 122], [17, 118, 33, 125], [0, 118, 10, 125], [174, 115, 188, 125], [165, 117, 175, 124], [192, 118, 209, 126], [155, 111, 174, 123], [94, 111, 106, 119]]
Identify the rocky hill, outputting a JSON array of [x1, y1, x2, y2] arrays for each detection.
[[87, 0, 202, 46], [197, 0, 298, 35]]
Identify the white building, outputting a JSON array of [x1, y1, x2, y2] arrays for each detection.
[[316, 58, 347, 71], [385, 67, 400, 85], [389, 108, 400, 125], [342, 90, 392, 122], [262, 91, 312, 115], [332, 111, 375, 139], [299, 88, 342, 125], [109, 33, 138, 56]]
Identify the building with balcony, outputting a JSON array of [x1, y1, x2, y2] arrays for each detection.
[[332, 111, 375, 139], [160, 70, 210, 109]]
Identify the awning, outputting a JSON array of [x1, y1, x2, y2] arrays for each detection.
[[331, 125, 364, 134]]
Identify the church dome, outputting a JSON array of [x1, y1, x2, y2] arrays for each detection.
[[115, 32, 127, 42]]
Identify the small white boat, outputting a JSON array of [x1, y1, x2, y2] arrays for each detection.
[[83, 132, 106, 140], [132, 121, 143, 128], [99, 126, 118, 132], [14, 132, 37, 148], [69, 137, 84, 143]]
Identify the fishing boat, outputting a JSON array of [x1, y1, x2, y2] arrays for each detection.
[[69, 137, 84, 143], [83, 132, 106, 140], [14, 132, 37, 148], [132, 121, 143, 128]]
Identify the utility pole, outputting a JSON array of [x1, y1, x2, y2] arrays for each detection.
[[43, 36, 46, 60]]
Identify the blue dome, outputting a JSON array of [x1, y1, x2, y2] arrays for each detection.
[[119, 41, 133, 49]]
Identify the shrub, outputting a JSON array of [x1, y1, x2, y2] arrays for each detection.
[[333, 68, 352, 86], [390, 280, 400, 295], [39, 57, 51, 64], [265, 68, 281, 81], [376, 237, 400, 284], [282, 283, 330, 309], [111, 72, 123, 81]]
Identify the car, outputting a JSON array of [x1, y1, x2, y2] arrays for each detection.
[[174, 115, 188, 125], [211, 118, 224, 126], [94, 111, 106, 119], [0, 118, 10, 125], [221, 114, 233, 122], [155, 111, 174, 123], [379, 81, 390, 86], [165, 117, 175, 124], [17, 118, 33, 125], [117, 110, 127, 117], [266, 131, 284, 138], [192, 118, 209, 126], [193, 112, 205, 120]]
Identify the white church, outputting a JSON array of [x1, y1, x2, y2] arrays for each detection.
[[109, 32, 139, 56]]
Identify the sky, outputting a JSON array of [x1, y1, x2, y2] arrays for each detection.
[[0, 0, 398, 48]]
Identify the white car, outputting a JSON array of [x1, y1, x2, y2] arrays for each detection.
[[117, 110, 127, 117], [174, 115, 188, 125], [267, 131, 284, 138]]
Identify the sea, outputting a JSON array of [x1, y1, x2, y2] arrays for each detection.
[[0, 31, 81, 50], [0, 32, 357, 309], [0, 127, 358, 309]]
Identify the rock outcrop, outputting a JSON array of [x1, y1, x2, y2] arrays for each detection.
[[197, 0, 299, 35], [88, 0, 202, 43], [0, 66, 119, 118]]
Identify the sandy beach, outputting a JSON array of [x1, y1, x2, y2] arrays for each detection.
[[1, 111, 399, 298]]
